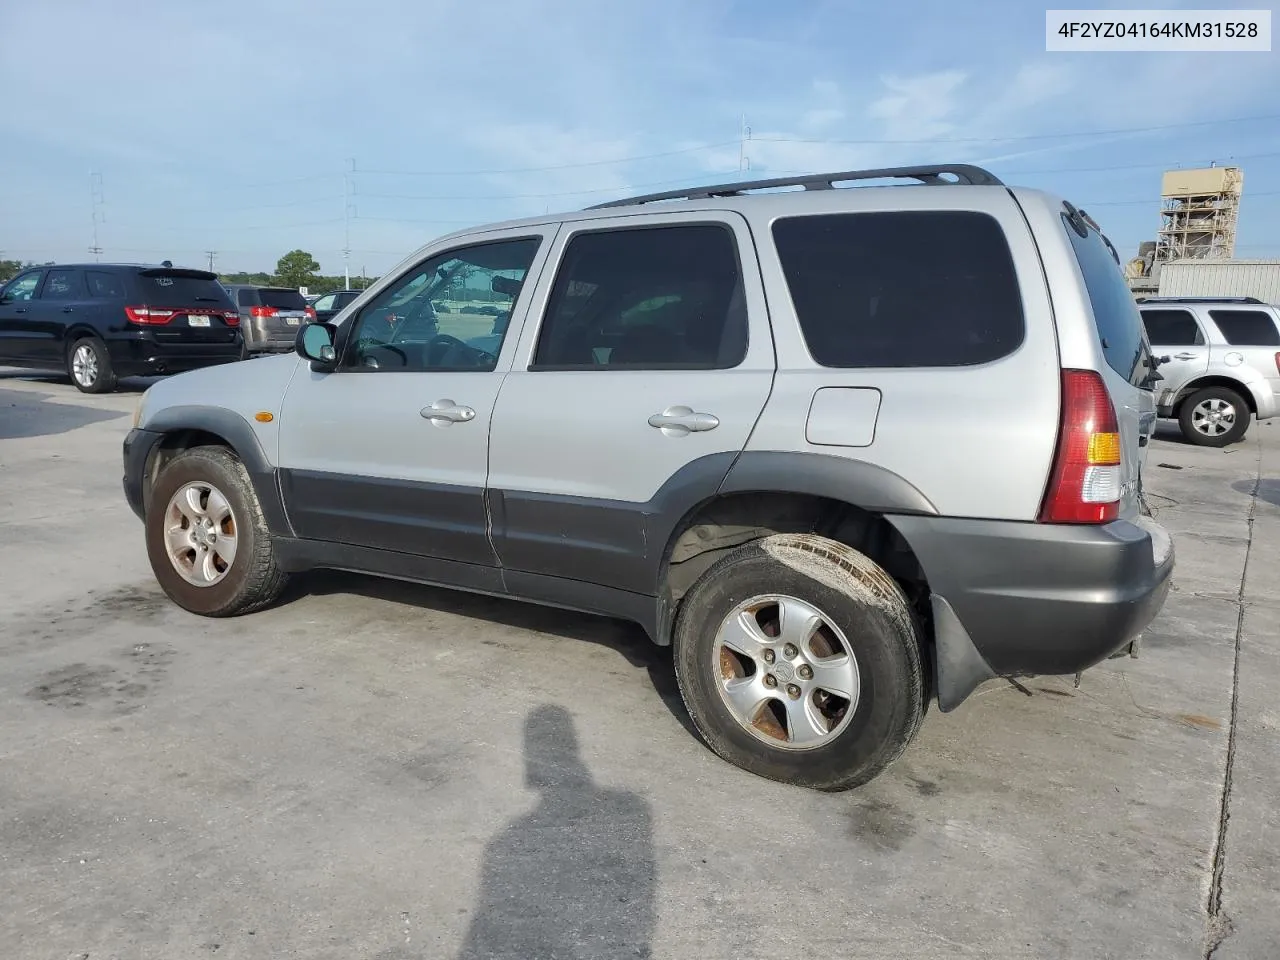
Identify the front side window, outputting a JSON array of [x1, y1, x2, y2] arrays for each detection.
[[312, 293, 336, 312], [344, 237, 541, 372], [1141, 309, 1203, 347], [532, 224, 746, 370], [3, 271, 43, 302], [1209, 309, 1280, 347], [772, 211, 1025, 368]]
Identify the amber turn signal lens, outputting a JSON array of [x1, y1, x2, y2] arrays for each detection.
[[254, 411, 274, 423]]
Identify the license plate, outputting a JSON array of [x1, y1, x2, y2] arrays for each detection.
[[285, 317, 301, 325], [187, 315, 211, 327]]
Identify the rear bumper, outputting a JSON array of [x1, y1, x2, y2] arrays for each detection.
[[106, 333, 242, 377], [244, 316, 303, 353], [890, 515, 1175, 708]]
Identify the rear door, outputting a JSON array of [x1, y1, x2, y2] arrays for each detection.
[[1139, 307, 1209, 412], [487, 211, 774, 595], [30, 268, 89, 363], [1205, 307, 1280, 404], [0, 269, 46, 361]]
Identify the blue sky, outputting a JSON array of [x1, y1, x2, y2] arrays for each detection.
[[2, 0, 1278, 275]]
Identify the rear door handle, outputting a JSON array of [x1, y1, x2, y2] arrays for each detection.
[[13, 307, 27, 314], [62, 307, 74, 314], [648, 405, 719, 434], [420, 399, 476, 424], [1174, 352, 1199, 360]]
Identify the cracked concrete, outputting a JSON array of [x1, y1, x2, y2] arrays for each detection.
[[1, 374, 1277, 960]]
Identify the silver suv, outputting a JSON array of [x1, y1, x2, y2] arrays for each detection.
[[122, 165, 1175, 791], [1137, 296, 1280, 446]]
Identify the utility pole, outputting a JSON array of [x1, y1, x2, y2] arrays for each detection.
[[738, 115, 751, 173], [205, 250, 217, 272], [343, 158, 356, 289], [89, 172, 105, 260]]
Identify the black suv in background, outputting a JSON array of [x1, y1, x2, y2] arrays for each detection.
[[221, 284, 315, 356], [309, 289, 362, 323], [0, 263, 242, 393]]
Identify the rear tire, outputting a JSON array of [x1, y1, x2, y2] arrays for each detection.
[[672, 533, 925, 791], [145, 446, 289, 617], [67, 337, 117, 394], [1178, 386, 1249, 447]]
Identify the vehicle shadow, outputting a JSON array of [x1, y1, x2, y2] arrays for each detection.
[[0, 387, 127, 440], [1232, 478, 1280, 507], [296, 569, 697, 739], [455, 704, 656, 960], [0, 370, 157, 394]]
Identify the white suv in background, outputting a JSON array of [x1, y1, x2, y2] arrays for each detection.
[[1138, 296, 1280, 446]]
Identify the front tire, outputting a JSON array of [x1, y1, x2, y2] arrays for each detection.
[[672, 533, 925, 791], [67, 337, 117, 394], [145, 446, 289, 617], [1178, 386, 1250, 447]]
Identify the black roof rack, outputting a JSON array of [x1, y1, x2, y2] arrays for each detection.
[[1135, 296, 1265, 304], [586, 164, 1004, 210]]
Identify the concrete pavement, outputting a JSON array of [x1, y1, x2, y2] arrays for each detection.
[[0, 370, 1276, 960]]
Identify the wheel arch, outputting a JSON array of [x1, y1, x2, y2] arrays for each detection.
[[63, 323, 107, 349], [138, 406, 292, 535], [1172, 376, 1258, 416]]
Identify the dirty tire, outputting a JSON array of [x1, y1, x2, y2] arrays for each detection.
[[673, 533, 924, 792], [1178, 385, 1249, 447], [67, 336, 117, 394], [145, 445, 289, 617]]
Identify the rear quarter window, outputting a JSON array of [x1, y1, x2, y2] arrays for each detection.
[[1209, 309, 1280, 346], [1064, 217, 1152, 388], [771, 211, 1025, 368]]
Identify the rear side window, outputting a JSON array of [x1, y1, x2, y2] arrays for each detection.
[[532, 224, 746, 370], [133, 270, 233, 308], [771, 211, 1024, 368], [258, 288, 308, 310], [41, 269, 84, 301], [1209, 309, 1280, 346], [87, 270, 126, 299], [1141, 309, 1204, 346], [1064, 217, 1150, 387]]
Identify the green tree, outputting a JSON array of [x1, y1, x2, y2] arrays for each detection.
[[275, 249, 320, 290], [0, 260, 26, 284]]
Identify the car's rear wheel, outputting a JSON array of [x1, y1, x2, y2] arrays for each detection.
[[1178, 386, 1250, 447], [672, 533, 925, 791], [145, 445, 289, 617], [67, 337, 117, 394]]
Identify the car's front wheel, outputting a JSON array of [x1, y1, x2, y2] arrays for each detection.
[[145, 446, 289, 616], [672, 533, 925, 791]]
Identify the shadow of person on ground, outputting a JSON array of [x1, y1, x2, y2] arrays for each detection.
[[456, 705, 656, 960], [297, 570, 697, 738]]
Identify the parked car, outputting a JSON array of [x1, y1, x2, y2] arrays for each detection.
[[221, 284, 315, 357], [0, 262, 241, 393], [1136, 296, 1280, 446], [310, 289, 362, 324], [122, 164, 1174, 790]]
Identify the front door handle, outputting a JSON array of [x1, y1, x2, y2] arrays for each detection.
[[647, 405, 720, 435], [1174, 352, 1199, 360], [420, 399, 476, 424], [13, 307, 27, 314]]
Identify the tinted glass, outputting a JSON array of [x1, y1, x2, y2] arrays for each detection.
[[236, 289, 255, 307], [87, 270, 126, 299], [133, 270, 233, 308], [3, 271, 43, 302], [41, 269, 83, 301], [1209, 309, 1280, 346], [258, 288, 308, 310], [347, 237, 540, 372], [1064, 216, 1151, 387], [772, 211, 1024, 368], [1141, 309, 1203, 346], [533, 224, 745, 370]]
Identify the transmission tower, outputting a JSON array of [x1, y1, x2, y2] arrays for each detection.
[[343, 158, 357, 288], [89, 172, 105, 260]]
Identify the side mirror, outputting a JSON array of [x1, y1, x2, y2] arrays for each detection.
[[296, 321, 339, 370], [1156, 355, 1172, 366]]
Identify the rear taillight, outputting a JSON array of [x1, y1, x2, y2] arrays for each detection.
[[249, 305, 279, 318], [223, 310, 240, 326], [305, 306, 317, 320], [1274, 352, 1280, 375], [1038, 369, 1123, 524], [125, 306, 177, 325]]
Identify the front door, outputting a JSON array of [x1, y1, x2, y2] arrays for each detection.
[[1140, 307, 1210, 413], [276, 230, 554, 576], [486, 212, 776, 596], [0, 269, 46, 363]]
